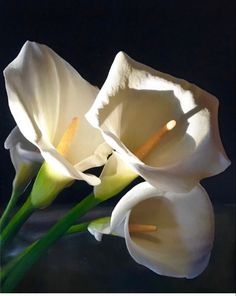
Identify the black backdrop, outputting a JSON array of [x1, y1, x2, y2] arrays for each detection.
[[0, 0, 235, 292]]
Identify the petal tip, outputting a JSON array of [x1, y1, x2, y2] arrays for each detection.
[[113, 51, 131, 69], [4, 41, 39, 76], [115, 51, 128, 61]]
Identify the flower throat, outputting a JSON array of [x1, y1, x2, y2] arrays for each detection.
[[135, 120, 176, 160], [57, 117, 80, 159]]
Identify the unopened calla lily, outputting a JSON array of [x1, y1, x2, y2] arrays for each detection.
[[86, 52, 230, 198], [4, 126, 42, 195], [88, 182, 214, 279], [4, 41, 111, 208], [0, 127, 42, 229]]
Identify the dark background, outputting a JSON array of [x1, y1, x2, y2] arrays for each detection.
[[0, 0, 235, 292]]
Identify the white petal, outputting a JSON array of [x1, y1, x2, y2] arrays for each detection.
[[40, 147, 101, 186], [110, 182, 164, 231], [5, 127, 43, 193], [75, 142, 112, 172], [111, 182, 214, 278], [5, 126, 42, 171], [4, 41, 106, 183], [86, 51, 230, 192]]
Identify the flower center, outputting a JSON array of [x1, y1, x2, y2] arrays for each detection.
[[57, 117, 80, 158], [129, 223, 158, 233], [135, 120, 176, 160]]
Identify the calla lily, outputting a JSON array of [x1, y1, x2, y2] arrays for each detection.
[[86, 52, 230, 196], [88, 182, 214, 279], [5, 126, 42, 195], [4, 41, 111, 194], [0, 127, 43, 229]]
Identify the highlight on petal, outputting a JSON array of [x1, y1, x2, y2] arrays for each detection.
[[110, 182, 214, 279], [4, 41, 109, 184], [75, 142, 112, 172], [5, 126, 43, 194], [40, 147, 101, 186], [86, 51, 230, 192]]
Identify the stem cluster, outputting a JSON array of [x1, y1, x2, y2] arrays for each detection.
[[0, 192, 102, 292]]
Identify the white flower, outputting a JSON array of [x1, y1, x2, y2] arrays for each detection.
[[88, 182, 214, 279], [5, 126, 42, 194], [86, 52, 230, 195], [4, 41, 111, 188]]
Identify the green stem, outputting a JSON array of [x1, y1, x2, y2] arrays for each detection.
[[0, 198, 35, 250], [1, 193, 100, 292], [0, 191, 20, 231], [0, 221, 90, 283], [0, 242, 37, 283]]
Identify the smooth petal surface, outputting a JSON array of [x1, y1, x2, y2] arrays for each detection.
[[86, 51, 230, 192], [5, 126, 42, 170], [110, 182, 214, 278], [75, 142, 112, 172], [4, 41, 108, 185], [5, 127, 43, 193]]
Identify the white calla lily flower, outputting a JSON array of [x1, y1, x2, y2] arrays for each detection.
[[88, 182, 214, 279], [86, 52, 230, 195], [4, 41, 111, 188], [5, 126, 42, 195]]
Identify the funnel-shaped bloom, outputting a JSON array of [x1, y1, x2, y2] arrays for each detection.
[[88, 182, 214, 279], [4, 41, 111, 187], [5, 126, 42, 195], [86, 52, 230, 194]]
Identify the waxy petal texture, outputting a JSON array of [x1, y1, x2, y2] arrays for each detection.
[[4, 41, 111, 185], [86, 52, 230, 192], [5, 126, 42, 194], [89, 182, 214, 278]]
